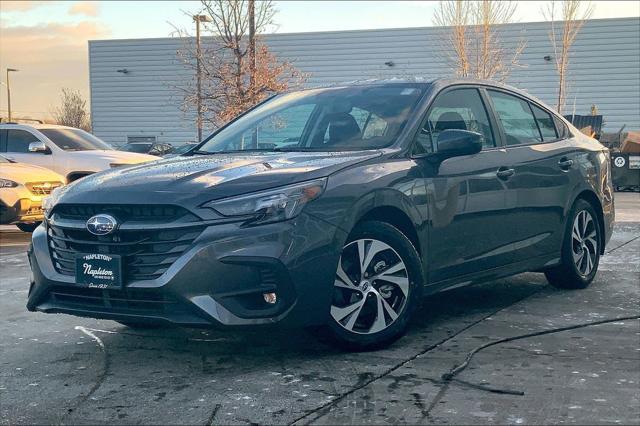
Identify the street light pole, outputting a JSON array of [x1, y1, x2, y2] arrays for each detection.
[[193, 14, 212, 143], [6, 68, 19, 122]]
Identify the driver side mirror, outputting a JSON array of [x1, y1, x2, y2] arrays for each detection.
[[435, 129, 482, 160], [28, 141, 51, 154]]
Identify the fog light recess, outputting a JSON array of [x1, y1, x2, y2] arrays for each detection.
[[263, 292, 277, 304]]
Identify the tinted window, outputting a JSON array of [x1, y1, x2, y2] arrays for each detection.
[[415, 88, 495, 154], [553, 115, 570, 139], [121, 143, 152, 153], [198, 85, 426, 153], [488, 90, 541, 145], [7, 129, 40, 153], [531, 104, 558, 141], [40, 128, 113, 151]]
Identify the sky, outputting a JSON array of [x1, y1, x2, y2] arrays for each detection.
[[1, 0, 639, 120]]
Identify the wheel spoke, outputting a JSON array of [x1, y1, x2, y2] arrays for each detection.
[[369, 291, 388, 333], [584, 231, 597, 250], [573, 249, 585, 267], [381, 297, 399, 321], [361, 240, 388, 275], [572, 225, 581, 243], [334, 279, 355, 290], [376, 275, 409, 297], [336, 260, 354, 287], [587, 252, 594, 274], [377, 260, 406, 277], [344, 300, 366, 331], [357, 240, 366, 278], [331, 299, 365, 324]]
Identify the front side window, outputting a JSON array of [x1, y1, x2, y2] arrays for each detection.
[[531, 104, 558, 141], [415, 88, 495, 154], [7, 129, 40, 153], [488, 90, 541, 146], [40, 128, 113, 151], [197, 84, 427, 153]]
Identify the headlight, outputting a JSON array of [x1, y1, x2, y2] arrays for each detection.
[[0, 178, 18, 188], [42, 186, 64, 217], [203, 178, 326, 225]]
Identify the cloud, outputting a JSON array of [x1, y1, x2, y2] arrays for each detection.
[[69, 1, 100, 18], [0, 21, 109, 119], [0, 1, 50, 12]]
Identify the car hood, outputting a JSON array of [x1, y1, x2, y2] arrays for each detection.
[[1, 162, 65, 184], [56, 150, 382, 206], [68, 150, 157, 164]]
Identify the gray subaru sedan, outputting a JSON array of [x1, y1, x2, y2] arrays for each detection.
[[27, 79, 614, 350]]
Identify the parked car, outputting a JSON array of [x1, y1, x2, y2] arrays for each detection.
[[163, 142, 198, 158], [119, 142, 174, 156], [0, 123, 157, 182], [0, 155, 64, 232], [27, 79, 614, 350]]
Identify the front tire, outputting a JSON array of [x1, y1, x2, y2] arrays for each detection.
[[325, 221, 423, 350], [545, 199, 601, 289]]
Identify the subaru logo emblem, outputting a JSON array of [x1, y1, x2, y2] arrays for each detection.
[[86, 214, 117, 236]]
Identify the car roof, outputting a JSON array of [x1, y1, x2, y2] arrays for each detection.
[[0, 122, 79, 131]]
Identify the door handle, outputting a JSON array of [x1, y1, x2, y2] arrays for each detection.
[[558, 158, 574, 170], [496, 167, 515, 180]]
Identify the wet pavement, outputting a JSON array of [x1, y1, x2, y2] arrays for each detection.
[[1, 193, 638, 425]]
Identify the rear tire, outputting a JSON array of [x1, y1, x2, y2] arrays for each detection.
[[324, 220, 423, 351], [16, 222, 41, 233], [545, 199, 601, 289]]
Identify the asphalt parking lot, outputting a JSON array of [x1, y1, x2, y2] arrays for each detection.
[[1, 193, 638, 425]]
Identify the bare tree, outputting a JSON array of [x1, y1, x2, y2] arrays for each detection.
[[175, 0, 305, 127], [51, 88, 91, 131], [433, 0, 526, 81], [543, 1, 594, 114]]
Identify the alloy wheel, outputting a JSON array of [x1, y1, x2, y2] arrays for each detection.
[[331, 238, 409, 335], [571, 210, 598, 276]]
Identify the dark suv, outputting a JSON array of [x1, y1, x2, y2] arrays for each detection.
[[27, 79, 614, 349]]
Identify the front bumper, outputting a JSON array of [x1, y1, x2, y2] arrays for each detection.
[[27, 213, 346, 328], [0, 198, 44, 224]]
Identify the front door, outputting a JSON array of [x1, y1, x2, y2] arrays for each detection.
[[4, 129, 54, 170], [415, 87, 515, 283]]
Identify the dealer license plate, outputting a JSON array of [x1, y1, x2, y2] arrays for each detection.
[[75, 253, 122, 289]]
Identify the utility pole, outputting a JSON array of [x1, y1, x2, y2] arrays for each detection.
[[193, 15, 211, 143], [6, 68, 19, 122]]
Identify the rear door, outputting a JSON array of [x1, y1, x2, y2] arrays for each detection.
[[484, 89, 577, 263], [5, 128, 54, 170], [415, 86, 516, 283]]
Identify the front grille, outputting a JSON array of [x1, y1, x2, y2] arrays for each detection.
[[47, 204, 204, 282], [26, 206, 44, 216], [48, 285, 179, 314], [26, 182, 63, 195]]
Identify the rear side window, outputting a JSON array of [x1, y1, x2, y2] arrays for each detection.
[[553, 115, 570, 139], [531, 104, 558, 141], [487, 90, 541, 145], [6, 129, 41, 153]]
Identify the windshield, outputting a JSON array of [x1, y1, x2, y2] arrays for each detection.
[[197, 84, 427, 153], [120, 143, 152, 153], [40, 128, 113, 151], [173, 144, 197, 154]]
